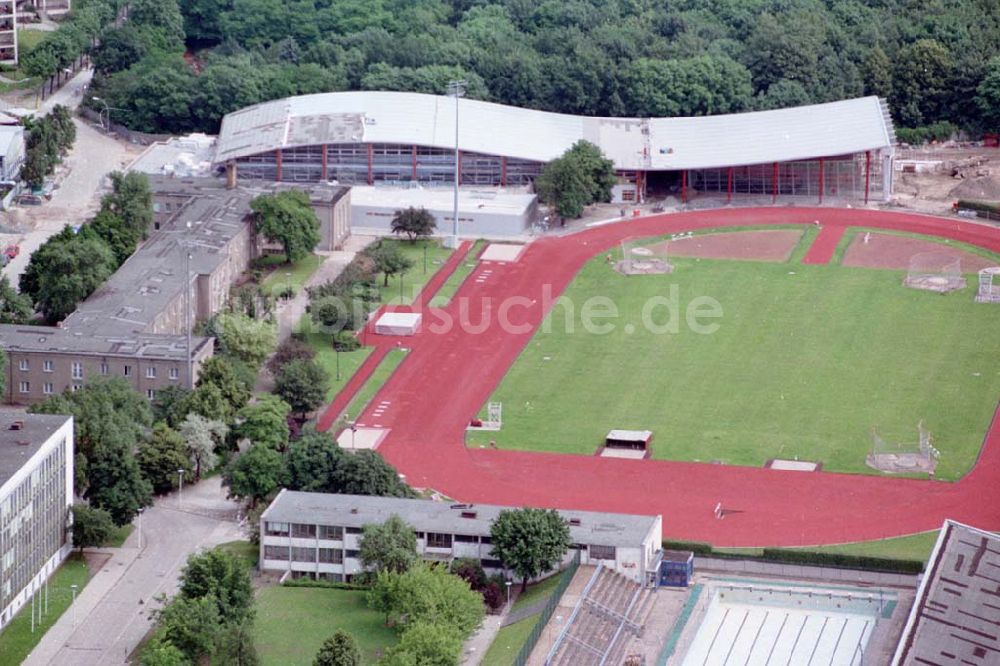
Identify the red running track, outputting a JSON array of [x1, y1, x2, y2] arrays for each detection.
[[319, 208, 1000, 547], [801, 224, 846, 264]]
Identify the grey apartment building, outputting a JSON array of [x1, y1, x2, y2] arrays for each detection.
[[0, 414, 74, 630], [260, 491, 663, 586]]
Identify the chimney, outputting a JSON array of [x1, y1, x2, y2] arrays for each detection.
[[225, 161, 237, 189]]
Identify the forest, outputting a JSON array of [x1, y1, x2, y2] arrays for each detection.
[[68, 0, 1000, 139]]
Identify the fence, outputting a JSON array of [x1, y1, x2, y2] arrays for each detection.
[[512, 549, 581, 666]]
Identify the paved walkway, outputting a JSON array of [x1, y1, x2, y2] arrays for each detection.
[[24, 478, 243, 666], [461, 603, 515, 666]]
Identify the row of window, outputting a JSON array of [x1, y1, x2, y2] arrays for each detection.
[[17, 382, 162, 401], [15, 359, 179, 380]]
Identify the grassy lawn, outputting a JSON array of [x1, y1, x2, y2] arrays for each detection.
[[259, 253, 323, 297], [340, 348, 408, 424], [215, 540, 259, 568], [255, 586, 397, 666], [297, 314, 375, 402], [512, 574, 562, 611], [102, 524, 133, 548], [481, 616, 536, 666], [375, 239, 452, 306], [429, 239, 488, 307], [797, 530, 942, 562], [473, 256, 1000, 480], [0, 554, 90, 665]]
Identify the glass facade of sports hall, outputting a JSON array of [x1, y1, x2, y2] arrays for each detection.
[[233, 144, 886, 203]]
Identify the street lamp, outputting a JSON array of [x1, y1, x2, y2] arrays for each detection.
[[136, 507, 144, 552], [505, 580, 512, 607], [90, 96, 121, 133], [177, 469, 185, 507], [285, 271, 291, 299], [70, 584, 78, 626], [446, 80, 466, 249]]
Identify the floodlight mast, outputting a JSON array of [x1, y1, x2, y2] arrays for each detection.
[[447, 80, 467, 249]]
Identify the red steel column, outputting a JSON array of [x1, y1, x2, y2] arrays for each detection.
[[321, 145, 328, 181], [727, 167, 733, 203], [367, 145, 373, 185], [412, 145, 418, 181], [275, 149, 282, 182], [864, 150, 871, 204], [681, 170, 687, 203], [501, 157, 507, 187], [818, 158, 824, 204], [772, 162, 778, 203]]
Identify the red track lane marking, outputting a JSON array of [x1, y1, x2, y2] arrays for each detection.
[[318, 209, 1000, 547], [802, 225, 847, 265]]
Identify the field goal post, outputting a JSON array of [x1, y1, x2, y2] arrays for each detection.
[[975, 266, 1000, 303], [485, 402, 502, 430], [615, 237, 673, 275], [903, 252, 966, 293], [867, 420, 940, 474]]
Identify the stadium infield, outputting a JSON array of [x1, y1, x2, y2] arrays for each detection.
[[470, 254, 1000, 480], [316, 208, 1000, 547]]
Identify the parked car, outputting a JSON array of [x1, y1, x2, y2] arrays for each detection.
[[3, 244, 18, 260], [17, 194, 43, 206]]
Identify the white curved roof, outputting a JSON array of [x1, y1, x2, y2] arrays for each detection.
[[215, 91, 894, 171]]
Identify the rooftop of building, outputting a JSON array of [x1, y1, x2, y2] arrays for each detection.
[[893, 519, 1000, 665], [0, 413, 70, 487], [350, 185, 535, 215], [215, 91, 896, 171], [0, 323, 213, 360], [128, 134, 218, 178], [0, 123, 23, 155], [262, 490, 660, 547]]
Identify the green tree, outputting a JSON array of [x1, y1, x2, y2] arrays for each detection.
[[179, 413, 228, 480], [137, 423, 191, 494], [274, 358, 328, 417], [379, 622, 463, 666], [250, 191, 321, 263], [621, 55, 751, 117], [535, 141, 615, 219], [18, 227, 116, 322], [490, 508, 571, 592], [976, 57, 1000, 132], [84, 209, 138, 267], [0, 275, 33, 324], [153, 386, 193, 428], [21, 146, 49, 189], [71, 504, 114, 552], [101, 171, 154, 240], [179, 549, 255, 624], [217, 313, 277, 368], [266, 336, 316, 375], [367, 562, 484, 636], [892, 39, 953, 127], [359, 515, 417, 574], [286, 428, 343, 492], [314, 630, 361, 666], [140, 638, 191, 666], [333, 451, 413, 498], [183, 383, 233, 423], [86, 431, 153, 526], [367, 242, 414, 287], [235, 395, 292, 449], [390, 207, 436, 243], [156, 596, 221, 662], [213, 618, 260, 666], [198, 356, 252, 414], [223, 444, 285, 507]]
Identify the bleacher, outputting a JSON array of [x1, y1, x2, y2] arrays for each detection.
[[546, 564, 656, 665], [892, 520, 1000, 665]]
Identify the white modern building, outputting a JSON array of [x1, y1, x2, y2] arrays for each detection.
[[0, 124, 25, 183], [215, 91, 895, 205], [0, 414, 74, 630], [260, 490, 663, 586]]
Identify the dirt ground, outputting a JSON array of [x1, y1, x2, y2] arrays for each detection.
[[842, 232, 998, 271], [649, 229, 804, 262], [891, 147, 1000, 216]]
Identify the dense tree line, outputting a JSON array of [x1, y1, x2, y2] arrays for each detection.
[[20, 0, 119, 83], [21, 105, 76, 189], [83, 0, 1000, 137]]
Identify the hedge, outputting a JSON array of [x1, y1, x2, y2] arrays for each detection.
[[663, 540, 925, 574], [281, 578, 369, 591], [956, 200, 1000, 215]]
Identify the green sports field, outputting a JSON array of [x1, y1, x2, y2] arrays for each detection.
[[473, 253, 1000, 480]]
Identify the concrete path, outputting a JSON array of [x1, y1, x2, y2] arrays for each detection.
[[24, 478, 244, 666], [461, 604, 515, 666]]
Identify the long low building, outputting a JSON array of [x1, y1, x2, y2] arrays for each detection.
[[259, 490, 663, 586], [215, 91, 895, 204]]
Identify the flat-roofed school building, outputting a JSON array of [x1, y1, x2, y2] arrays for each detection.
[[0, 414, 74, 630], [259, 490, 663, 585]]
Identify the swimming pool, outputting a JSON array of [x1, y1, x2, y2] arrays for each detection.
[[679, 582, 896, 666]]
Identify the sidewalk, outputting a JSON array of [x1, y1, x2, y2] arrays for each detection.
[[461, 603, 515, 665]]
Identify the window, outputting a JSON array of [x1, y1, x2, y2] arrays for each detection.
[[146, 367, 156, 379], [345, 527, 362, 535], [291, 524, 316, 538], [100, 362, 109, 376], [42, 360, 52, 373], [480, 536, 493, 545], [455, 534, 478, 543], [481, 558, 504, 569], [72, 384, 82, 392], [71, 362, 83, 379], [263, 546, 287, 560], [123, 365, 131, 377], [18, 359, 27, 371], [318, 525, 343, 540], [169, 367, 179, 380], [292, 547, 315, 562], [426, 533, 453, 549], [43, 383, 53, 395], [589, 545, 616, 561], [345, 549, 360, 559], [265, 522, 289, 536], [146, 389, 155, 400], [318, 548, 342, 564], [18, 382, 29, 393]]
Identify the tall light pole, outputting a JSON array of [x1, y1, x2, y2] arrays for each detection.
[[70, 584, 78, 626], [184, 222, 193, 388], [137, 507, 144, 551], [446, 80, 466, 249], [177, 469, 185, 508]]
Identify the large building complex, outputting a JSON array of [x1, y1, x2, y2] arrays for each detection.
[[0, 1, 72, 65], [0, 414, 74, 630], [259, 490, 663, 586], [215, 91, 895, 205]]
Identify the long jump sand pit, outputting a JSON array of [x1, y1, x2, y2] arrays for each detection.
[[650, 229, 804, 262], [842, 232, 996, 271]]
